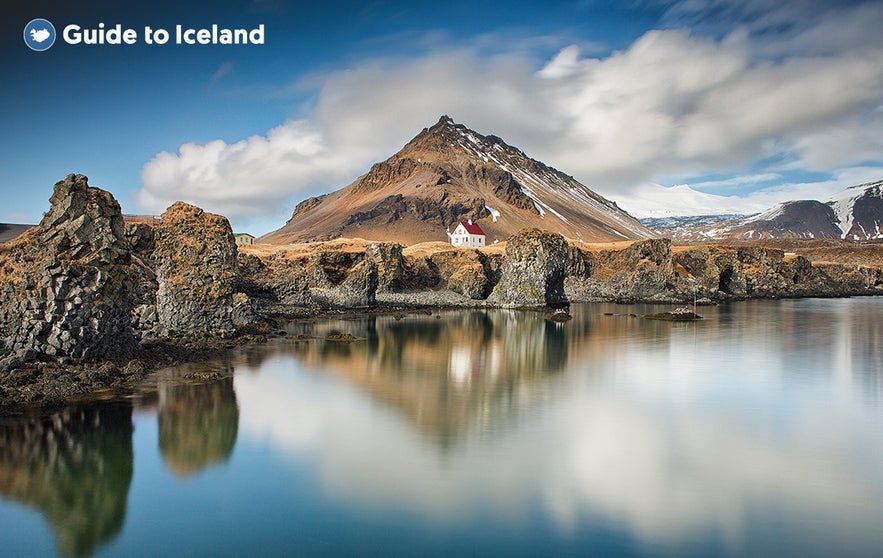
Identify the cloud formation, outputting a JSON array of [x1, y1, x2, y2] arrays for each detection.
[[139, 1, 883, 224]]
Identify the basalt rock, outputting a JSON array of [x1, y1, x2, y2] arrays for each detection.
[[366, 242, 403, 293], [236, 241, 388, 313], [154, 202, 237, 336], [0, 174, 137, 369], [566, 239, 676, 302], [566, 238, 883, 302], [487, 228, 569, 308]]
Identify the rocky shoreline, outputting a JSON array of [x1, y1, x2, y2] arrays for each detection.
[[2, 175, 882, 409]]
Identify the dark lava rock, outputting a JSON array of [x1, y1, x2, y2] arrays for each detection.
[[487, 228, 569, 308], [0, 174, 137, 369], [154, 202, 237, 336]]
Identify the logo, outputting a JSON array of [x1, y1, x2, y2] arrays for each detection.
[[23, 18, 56, 51]]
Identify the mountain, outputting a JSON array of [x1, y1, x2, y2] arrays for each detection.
[[661, 181, 883, 241], [261, 116, 653, 245], [713, 200, 841, 240], [828, 180, 883, 240], [615, 183, 769, 219]]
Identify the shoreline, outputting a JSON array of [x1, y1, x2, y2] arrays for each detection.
[[3, 293, 881, 412]]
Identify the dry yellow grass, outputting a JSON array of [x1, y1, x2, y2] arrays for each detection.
[[241, 238, 374, 259], [242, 236, 883, 269]]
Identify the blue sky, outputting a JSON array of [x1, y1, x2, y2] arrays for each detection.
[[4, 0, 883, 233]]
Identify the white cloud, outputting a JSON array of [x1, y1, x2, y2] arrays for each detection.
[[138, 1, 883, 225], [139, 119, 359, 219]]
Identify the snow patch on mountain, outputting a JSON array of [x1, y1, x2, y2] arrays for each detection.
[[825, 180, 883, 239]]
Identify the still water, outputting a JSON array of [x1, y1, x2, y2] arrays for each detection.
[[1, 299, 881, 557]]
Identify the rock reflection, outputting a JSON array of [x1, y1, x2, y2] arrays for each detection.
[[158, 371, 239, 476], [0, 403, 133, 557], [288, 311, 568, 444]]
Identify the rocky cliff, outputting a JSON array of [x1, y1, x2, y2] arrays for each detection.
[[0, 175, 137, 369], [0, 176, 262, 379], [238, 233, 882, 313], [566, 238, 883, 302], [487, 229, 569, 308], [154, 203, 238, 336]]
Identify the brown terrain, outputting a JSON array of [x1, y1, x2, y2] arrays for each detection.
[[243, 237, 883, 270], [678, 238, 883, 267]]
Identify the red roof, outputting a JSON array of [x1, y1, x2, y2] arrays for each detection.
[[458, 221, 485, 235]]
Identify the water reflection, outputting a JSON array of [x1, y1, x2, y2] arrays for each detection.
[[233, 301, 883, 555], [0, 300, 881, 556], [158, 372, 239, 476], [280, 311, 568, 444], [0, 403, 133, 557]]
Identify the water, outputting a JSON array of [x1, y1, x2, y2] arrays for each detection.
[[1, 299, 881, 557]]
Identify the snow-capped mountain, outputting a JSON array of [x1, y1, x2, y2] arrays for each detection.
[[614, 183, 769, 219], [664, 181, 883, 241], [261, 116, 653, 245], [827, 180, 883, 240]]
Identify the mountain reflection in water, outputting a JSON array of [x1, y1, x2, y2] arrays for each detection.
[[0, 300, 881, 557], [280, 311, 568, 444]]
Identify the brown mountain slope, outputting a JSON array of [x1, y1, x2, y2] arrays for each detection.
[[261, 116, 653, 245]]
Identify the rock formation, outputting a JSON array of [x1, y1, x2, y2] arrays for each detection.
[[487, 229, 569, 308], [0, 175, 136, 368], [401, 244, 500, 300], [566, 238, 883, 302], [154, 202, 238, 336]]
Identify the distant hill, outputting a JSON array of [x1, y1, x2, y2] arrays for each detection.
[[0, 224, 34, 243], [261, 116, 654, 245], [657, 181, 883, 241]]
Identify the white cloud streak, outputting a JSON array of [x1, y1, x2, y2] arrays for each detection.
[[139, 2, 883, 224]]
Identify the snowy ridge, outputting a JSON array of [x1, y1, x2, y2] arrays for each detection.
[[449, 121, 646, 240], [654, 179, 883, 241], [742, 203, 786, 224], [825, 180, 883, 239]]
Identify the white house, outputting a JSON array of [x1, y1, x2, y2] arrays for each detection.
[[234, 233, 255, 246], [448, 220, 486, 247]]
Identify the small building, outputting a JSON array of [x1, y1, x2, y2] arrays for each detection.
[[234, 233, 255, 246], [448, 220, 485, 247]]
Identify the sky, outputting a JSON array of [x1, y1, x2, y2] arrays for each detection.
[[3, 0, 883, 234]]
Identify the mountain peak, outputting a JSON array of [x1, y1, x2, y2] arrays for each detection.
[[261, 118, 653, 245]]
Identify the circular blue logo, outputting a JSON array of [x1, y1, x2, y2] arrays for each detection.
[[23, 18, 56, 52]]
